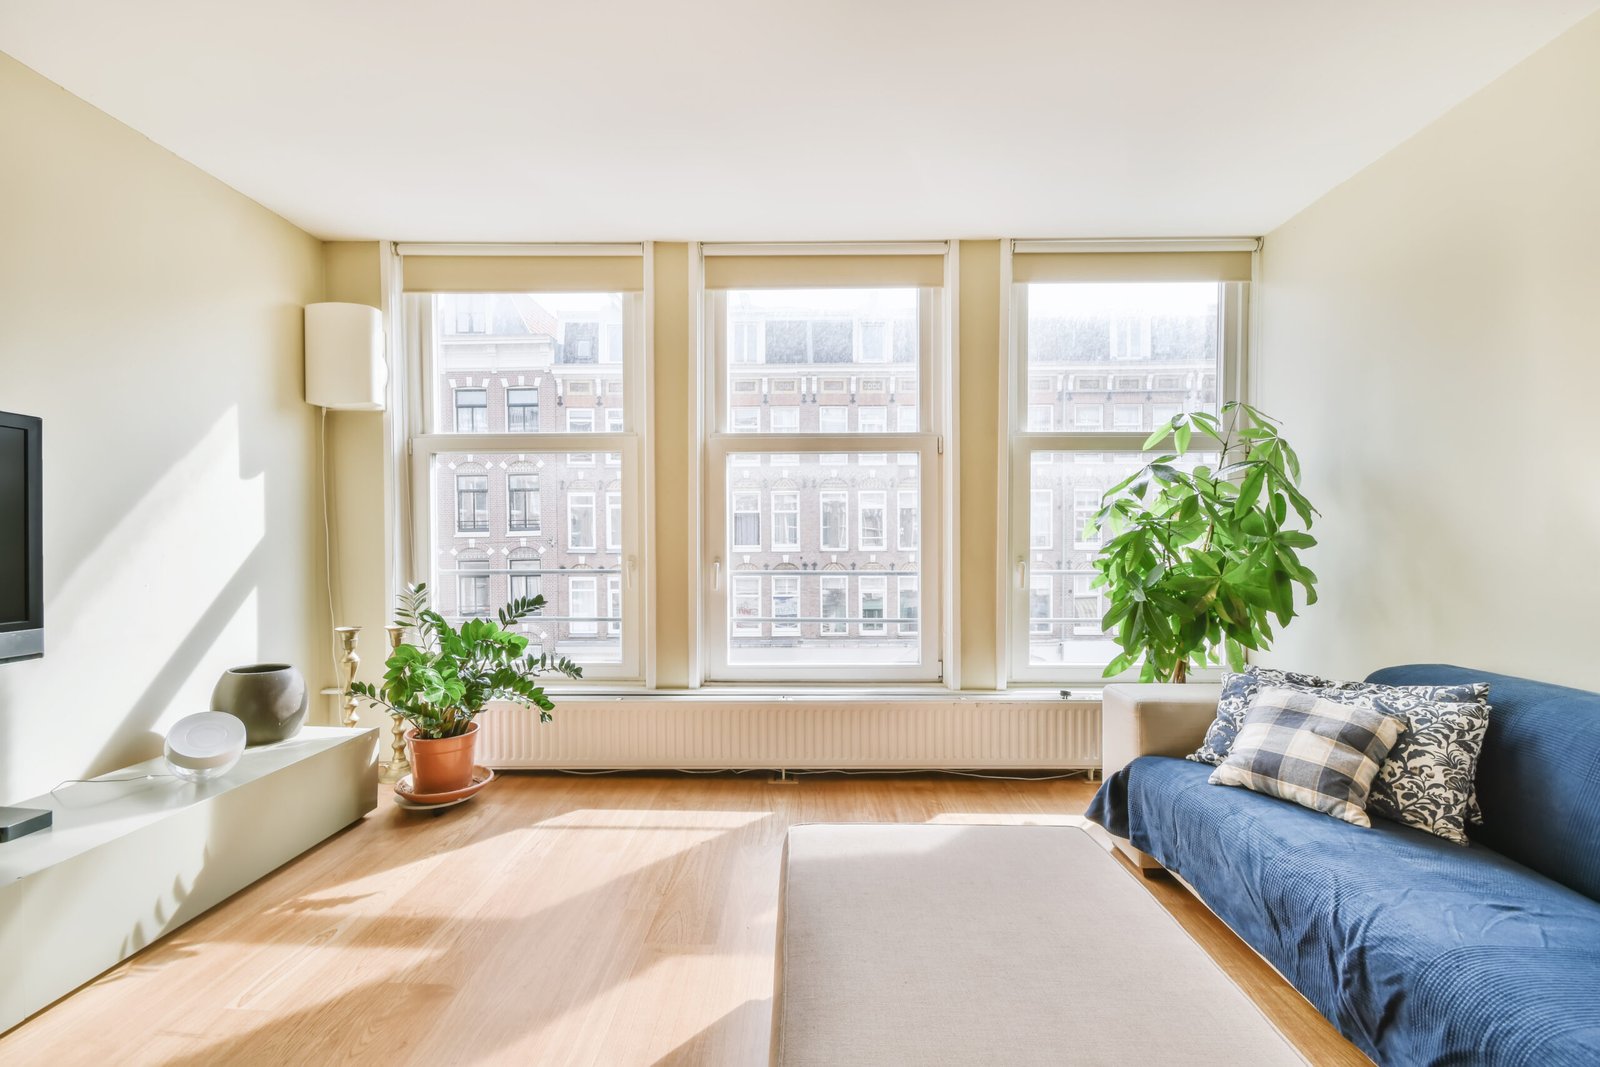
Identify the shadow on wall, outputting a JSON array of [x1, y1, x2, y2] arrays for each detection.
[[0, 296, 325, 804]]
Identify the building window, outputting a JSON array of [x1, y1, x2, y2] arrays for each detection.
[[897, 577, 919, 636], [732, 491, 762, 551], [772, 491, 800, 550], [897, 489, 919, 550], [732, 576, 762, 636], [508, 474, 540, 533], [820, 575, 848, 636], [568, 492, 596, 552], [1028, 404, 1055, 431], [859, 577, 887, 635], [858, 491, 886, 551], [1008, 262, 1246, 681], [507, 387, 539, 432], [772, 575, 800, 635], [820, 491, 848, 551], [456, 474, 489, 533], [458, 557, 490, 616], [509, 552, 541, 604], [409, 280, 643, 680], [569, 577, 598, 637], [705, 266, 943, 682], [606, 491, 622, 552], [455, 388, 489, 433]]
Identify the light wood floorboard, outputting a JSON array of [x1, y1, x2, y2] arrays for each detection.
[[0, 773, 1370, 1066]]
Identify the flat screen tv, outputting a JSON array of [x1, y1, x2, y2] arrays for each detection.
[[0, 412, 43, 663]]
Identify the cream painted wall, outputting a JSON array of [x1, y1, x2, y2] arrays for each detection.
[[1256, 12, 1600, 690], [320, 242, 390, 703], [957, 241, 1003, 688], [0, 53, 328, 803]]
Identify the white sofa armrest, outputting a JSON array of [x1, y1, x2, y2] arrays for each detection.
[[1098, 683, 1221, 873], [1100, 683, 1222, 780]]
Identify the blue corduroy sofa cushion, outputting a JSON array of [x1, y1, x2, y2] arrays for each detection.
[[1367, 664, 1600, 902], [1087, 756, 1600, 1066]]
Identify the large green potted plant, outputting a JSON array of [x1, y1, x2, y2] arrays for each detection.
[[1088, 401, 1318, 682], [349, 584, 582, 792]]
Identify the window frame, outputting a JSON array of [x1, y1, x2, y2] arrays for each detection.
[[407, 284, 647, 683], [1005, 274, 1247, 684], [703, 282, 945, 684]]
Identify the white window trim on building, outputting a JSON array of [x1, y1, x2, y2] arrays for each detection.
[[701, 246, 948, 684], [403, 247, 650, 683], [1002, 238, 1253, 685]]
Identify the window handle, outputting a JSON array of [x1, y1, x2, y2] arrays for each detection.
[[713, 558, 722, 590], [626, 555, 637, 590], [1015, 558, 1028, 590]]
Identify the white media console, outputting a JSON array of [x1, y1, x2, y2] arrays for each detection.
[[0, 726, 378, 1033]]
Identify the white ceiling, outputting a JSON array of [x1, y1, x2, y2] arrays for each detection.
[[3, 1, 1596, 242]]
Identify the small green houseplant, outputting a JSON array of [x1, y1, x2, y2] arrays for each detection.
[[1088, 402, 1318, 682], [349, 584, 581, 792]]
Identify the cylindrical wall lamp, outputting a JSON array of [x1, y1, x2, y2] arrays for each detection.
[[305, 302, 387, 411]]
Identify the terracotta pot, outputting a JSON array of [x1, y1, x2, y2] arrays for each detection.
[[408, 721, 479, 794]]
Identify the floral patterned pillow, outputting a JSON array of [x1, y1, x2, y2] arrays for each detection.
[[1364, 693, 1491, 844]]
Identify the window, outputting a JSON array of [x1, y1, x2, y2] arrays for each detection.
[[569, 577, 598, 637], [705, 262, 944, 681], [606, 491, 622, 552], [732, 576, 762, 636], [568, 492, 597, 552], [859, 577, 886, 635], [858, 491, 886, 551], [1008, 253, 1247, 681], [772, 491, 800, 550], [897, 489, 919, 550], [732, 407, 761, 433], [508, 474, 541, 533], [820, 491, 848, 551], [897, 576, 919, 637], [1030, 489, 1052, 549], [1029, 575, 1053, 636], [507, 387, 539, 432], [732, 491, 762, 550], [1028, 404, 1055, 431], [457, 558, 491, 616], [772, 576, 800, 635], [408, 274, 643, 679], [456, 474, 489, 533], [509, 552, 541, 604], [820, 575, 848, 636], [455, 388, 489, 433]]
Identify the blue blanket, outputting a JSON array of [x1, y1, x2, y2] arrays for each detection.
[[1088, 756, 1600, 1066]]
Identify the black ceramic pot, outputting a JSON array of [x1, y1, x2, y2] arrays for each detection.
[[212, 664, 308, 745]]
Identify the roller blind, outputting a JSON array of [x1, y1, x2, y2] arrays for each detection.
[[1012, 249, 1252, 284], [703, 249, 946, 290], [402, 253, 644, 292]]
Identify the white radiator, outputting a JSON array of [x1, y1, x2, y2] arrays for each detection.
[[475, 696, 1101, 770]]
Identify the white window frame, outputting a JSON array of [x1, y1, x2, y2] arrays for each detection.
[[1006, 267, 1247, 684], [407, 279, 647, 683], [569, 576, 599, 637], [567, 491, 597, 553], [732, 574, 762, 636], [703, 277, 945, 684], [896, 488, 919, 550], [771, 574, 801, 635], [818, 490, 849, 552], [858, 576, 887, 635]]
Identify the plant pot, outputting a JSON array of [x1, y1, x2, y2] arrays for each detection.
[[408, 721, 479, 794], [211, 664, 308, 745]]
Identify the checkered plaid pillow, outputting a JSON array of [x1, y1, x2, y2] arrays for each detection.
[[1209, 687, 1407, 827]]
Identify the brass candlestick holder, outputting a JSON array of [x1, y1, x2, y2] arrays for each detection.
[[378, 624, 412, 785], [335, 626, 362, 727]]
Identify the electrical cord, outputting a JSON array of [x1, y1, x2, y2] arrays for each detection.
[[49, 773, 175, 800]]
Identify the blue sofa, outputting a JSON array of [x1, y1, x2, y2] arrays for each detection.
[[1087, 664, 1600, 1067]]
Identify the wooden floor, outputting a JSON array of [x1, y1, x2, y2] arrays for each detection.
[[1, 773, 1369, 1066]]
